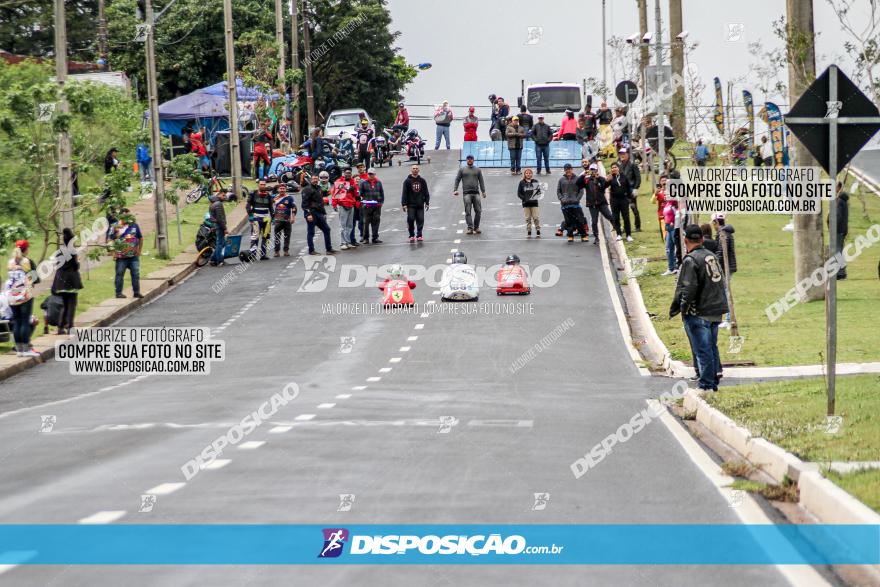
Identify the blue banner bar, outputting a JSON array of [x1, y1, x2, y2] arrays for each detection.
[[461, 141, 583, 168], [0, 525, 877, 565]]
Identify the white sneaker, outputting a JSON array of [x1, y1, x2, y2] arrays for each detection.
[[719, 321, 731, 329], [340, 244, 350, 250], [626, 236, 634, 242], [661, 270, 673, 276], [21, 349, 40, 357], [615, 235, 622, 241]]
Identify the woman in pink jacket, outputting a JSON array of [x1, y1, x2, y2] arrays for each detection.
[[555, 110, 578, 140]]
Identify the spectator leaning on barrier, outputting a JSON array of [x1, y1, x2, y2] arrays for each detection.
[[669, 224, 729, 392], [556, 110, 578, 141], [111, 209, 143, 299], [209, 190, 228, 266], [434, 100, 454, 150], [52, 228, 83, 334], [4, 244, 38, 356], [453, 154, 486, 234], [532, 114, 552, 175]]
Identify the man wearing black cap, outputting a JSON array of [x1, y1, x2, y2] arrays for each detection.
[[531, 114, 553, 175], [557, 163, 588, 242], [669, 224, 729, 391]]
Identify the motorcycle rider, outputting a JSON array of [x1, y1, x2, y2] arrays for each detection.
[[272, 183, 297, 257], [453, 154, 486, 235], [247, 180, 274, 260], [359, 169, 385, 244], [301, 174, 335, 255], [354, 119, 374, 167], [331, 168, 360, 250], [401, 164, 430, 242]]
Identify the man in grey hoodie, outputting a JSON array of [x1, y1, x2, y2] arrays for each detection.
[[453, 155, 487, 234]]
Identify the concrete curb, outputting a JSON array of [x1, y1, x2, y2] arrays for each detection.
[[683, 389, 880, 526], [0, 202, 249, 383]]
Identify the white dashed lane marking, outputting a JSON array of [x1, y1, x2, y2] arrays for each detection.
[[269, 426, 292, 434], [366, 376, 381, 382], [78, 510, 126, 524], [144, 482, 186, 496], [389, 357, 402, 363], [335, 394, 352, 399], [237, 441, 266, 450], [352, 385, 367, 391], [202, 459, 231, 471], [399, 346, 411, 352], [317, 403, 336, 409], [294, 414, 316, 421], [414, 324, 425, 330], [378, 367, 392, 373], [408, 336, 418, 341]]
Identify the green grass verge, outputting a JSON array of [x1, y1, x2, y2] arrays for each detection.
[[625, 158, 880, 366], [826, 468, 880, 512]]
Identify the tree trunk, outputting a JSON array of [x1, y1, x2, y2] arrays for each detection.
[[668, 0, 685, 140], [786, 0, 825, 302], [637, 0, 649, 97]]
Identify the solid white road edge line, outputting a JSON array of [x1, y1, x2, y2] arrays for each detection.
[[650, 400, 831, 587]]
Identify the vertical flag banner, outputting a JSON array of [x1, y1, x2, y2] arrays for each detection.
[[713, 77, 725, 135], [742, 90, 754, 156], [764, 102, 788, 167]]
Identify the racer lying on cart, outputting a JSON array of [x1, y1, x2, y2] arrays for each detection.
[[440, 252, 479, 301], [496, 254, 530, 295], [379, 264, 416, 306]]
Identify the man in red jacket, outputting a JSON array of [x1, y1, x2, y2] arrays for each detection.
[[393, 102, 409, 133], [331, 168, 360, 250]]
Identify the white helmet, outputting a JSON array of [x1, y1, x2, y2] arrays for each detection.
[[388, 264, 404, 279]]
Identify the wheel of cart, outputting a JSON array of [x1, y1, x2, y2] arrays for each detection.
[[195, 233, 243, 267]]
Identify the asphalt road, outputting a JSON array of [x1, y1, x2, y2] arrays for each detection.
[[0, 150, 798, 586]]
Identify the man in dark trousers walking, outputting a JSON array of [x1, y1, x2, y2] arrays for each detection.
[[617, 149, 642, 231], [359, 169, 385, 244], [580, 164, 612, 245], [402, 164, 430, 242], [607, 162, 634, 241]]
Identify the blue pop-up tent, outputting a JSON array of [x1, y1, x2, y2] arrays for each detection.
[[147, 91, 230, 137], [200, 78, 279, 101]]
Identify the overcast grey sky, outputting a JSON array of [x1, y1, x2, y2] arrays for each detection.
[[387, 0, 874, 144]]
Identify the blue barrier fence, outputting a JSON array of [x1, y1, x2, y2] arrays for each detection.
[[461, 141, 584, 168]]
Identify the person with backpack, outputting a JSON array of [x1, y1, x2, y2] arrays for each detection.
[[359, 169, 385, 244], [434, 100, 454, 150], [4, 245, 38, 356], [51, 228, 83, 335], [517, 168, 542, 238], [110, 209, 144, 299]]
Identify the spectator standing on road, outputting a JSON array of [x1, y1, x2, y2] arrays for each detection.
[[434, 100, 454, 150], [557, 163, 588, 242], [331, 168, 360, 251], [607, 163, 634, 242], [517, 105, 533, 134], [580, 164, 612, 245], [247, 180, 274, 260], [208, 190, 229, 266], [669, 224, 729, 391], [556, 110, 578, 141], [832, 182, 849, 280], [393, 102, 410, 133], [359, 169, 385, 244], [136, 142, 151, 182], [51, 228, 83, 334], [3, 246, 37, 356], [354, 162, 370, 243], [302, 174, 335, 255], [463, 107, 479, 142], [617, 148, 642, 232], [694, 139, 709, 167], [272, 184, 297, 257], [453, 155, 486, 234], [517, 168, 542, 238], [354, 119, 374, 167], [532, 114, 552, 175], [506, 116, 526, 175], [401, 164, 430, 242], [111, 209, 143, 299]]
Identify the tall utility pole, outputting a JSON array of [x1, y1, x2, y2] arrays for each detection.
[[601, 0, 607, 99], [144, 0, 169, 258], [654, 0, 666, 173], [786, 0, 825, 302], [98, 0, 108, 69], [290, 0, 302, 143], [668, 0, 685, 140], [54, 0, 74, 231], [301, 0, 317, 129], [274, 0, 285, 94], [223, 0, 242, 201], [637, 0, 649, 97]]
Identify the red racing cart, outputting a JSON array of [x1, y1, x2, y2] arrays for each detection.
[[379, 264, 416, 307], [496, 254, 530, 295]]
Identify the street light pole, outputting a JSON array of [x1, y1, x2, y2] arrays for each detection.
[[144, 0, 169, 258], [602, 0, 607, 99], [223, 0, 242, 201], [54, 0, 74, 232]]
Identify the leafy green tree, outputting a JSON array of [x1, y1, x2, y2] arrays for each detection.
[[0, 1, 99, 61]]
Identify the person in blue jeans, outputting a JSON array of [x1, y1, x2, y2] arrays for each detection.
[[433, 101, 453, 149], [669, 224, 729, 391], [110, 209, 143, 299], [694, 139, 709, 166], [531, 114, 553, 174]]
